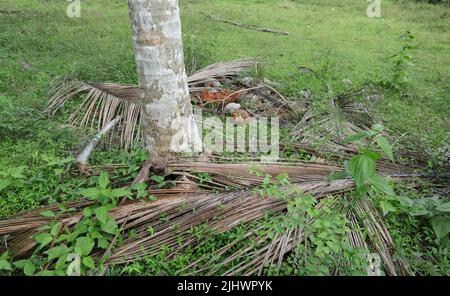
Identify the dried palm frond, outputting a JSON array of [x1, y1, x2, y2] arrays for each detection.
[[182, 195, 415, 276], [0, 157, 421, 274], [334, 87, 381, 125], [0, 161, 344, 232], [347, 211, 369, 250], [187, 59, 257, 86], [283, 141, 423, 174], [167, 161, 343, 189], [286, 86, 430, 171], [290, 87, 382, 155], [0, 176, 415, 272], [180, 195, 414, 276], [293, 112, 364, 147], [181, 199, 334, 276], [45, 60, 256, 149], [0, 177, 354, 259], [46, 78, 141, 150], [353, 197, 414, 276], [0, 157, 418, 239]]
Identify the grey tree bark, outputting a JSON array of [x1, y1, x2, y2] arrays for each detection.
[[128, 0, 202, 160]]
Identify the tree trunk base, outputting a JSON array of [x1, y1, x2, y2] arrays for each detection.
[[131, 156, 171, 185]]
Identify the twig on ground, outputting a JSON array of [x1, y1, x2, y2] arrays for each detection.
[[199, 12, 289, 36]]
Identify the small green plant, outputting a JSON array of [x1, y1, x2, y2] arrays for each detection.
[[250, 168, 290, 199], [183, 35, 214, 75], [0, 251, 13, 275], [0, 166, 27, 192], [427, 144, 449, 175], [150, 174, 170, 189], [333, 124, 395, 199], [41, 155, 75, 177], [196, 172, 212, 185], [392, 195, 450, 240], [343, 126, 449, 241], [386, 31, 416, 90], [250, 170, 366, 275], [6, 172, 130, 276], [384, 185, 449, 275]]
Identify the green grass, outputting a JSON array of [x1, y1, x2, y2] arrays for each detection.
[[0, 0, 448, 275], [1, 0, 448, 152]]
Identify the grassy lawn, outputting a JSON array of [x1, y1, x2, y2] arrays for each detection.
[[0, 0, 448, 275], [1, 0, 448, 157]]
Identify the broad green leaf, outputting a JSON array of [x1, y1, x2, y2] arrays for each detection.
[[55, 269, 66, 276], [0, 251, 9, 260], [23, 260, 36, 276], [44, 246, 68, 261], [0, 179, 11, 191], [131, 182, 147, 191], [37, 225, 52, 233], [110, 188, 131, 198], [38, 270, 55, 276], [80, 188, 100, 199], [94, 206, 109, 224], [408, 206, 429, 217], [101, 217, 118, 235], [428, 196, 441, 207], [368, 175, 394, 196], [364, 150, 381, 161], [430, 216, 450, 240], [40, 210, 56, 218], [396, 196, 414, 207], [74, 237, 95, 257], [436, 202, 450, 213], [65, 229, 82, 243], [376, 137, 394, 162], [348, 154, 376, 188], [0, 259, 12, 271], [379, 200, 396, 216], [150, 175, 164, 184], [90, 230, 103, 239], [51, 222, 61, 237], [97, 238, 110, 249], [35, 233, 53, 247], [55, 254, 68, 270], [54, 168, 64, 176], [60, 156, 75, 164], [55, 233, 68, 243], [371, 124, 384, 133], [345, 132, 368, 143], [82, 256, 96, 269], [98, 172, 110, 189], [13, 260, 26, 269], [82, 207, 92, 217]]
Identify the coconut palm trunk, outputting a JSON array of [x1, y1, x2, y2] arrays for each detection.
[[127, 0, 202, 160]]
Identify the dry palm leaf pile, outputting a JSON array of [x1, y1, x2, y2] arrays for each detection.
[[0, 59, 442, 276], [45, 59, 295, 152], [0, 160, 421, 275], [45, 60, 260, 150]]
